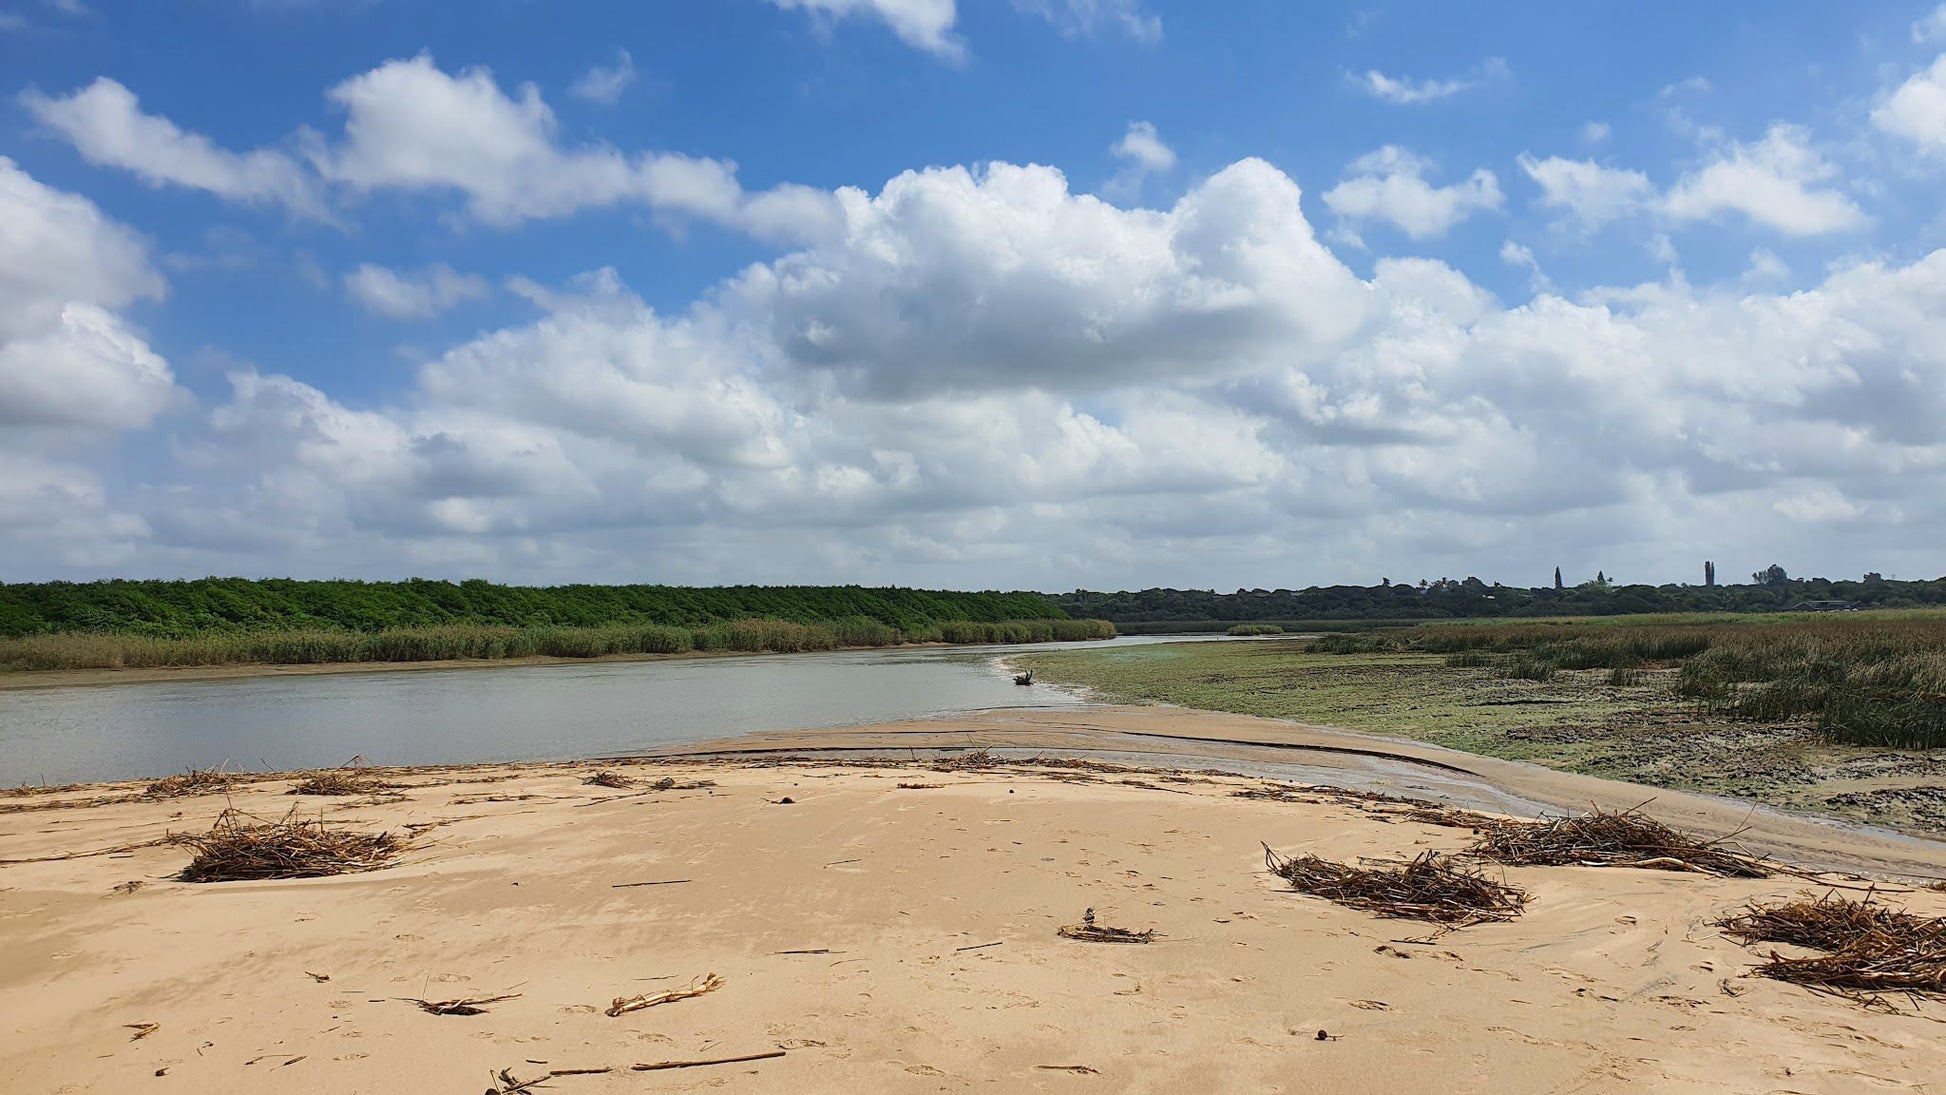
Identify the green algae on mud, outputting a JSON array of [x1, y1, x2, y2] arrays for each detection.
[[1016, 638, 1946, 836]]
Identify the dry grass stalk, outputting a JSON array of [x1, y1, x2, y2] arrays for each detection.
[[605, 973, 724, 1017], [1057, 907, 1156, 944], [144, 767, 233, 799], [171, 807, 403, 883], [1466, 807, 1773, 878], [125, 1022, 159, 1041], [403, 993, 518, 1016], [288, 770, 394, 796], [582, 771, 634, 789], [491, 1065, 615, 1092], [1716, 893, 1946, 1004], [648, 776, 714, 791], [1265, 845, 1527, 926]]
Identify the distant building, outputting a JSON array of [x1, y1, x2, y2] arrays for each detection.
[[1784, 600, 1859, 612], [1704, 560, 1715, 587]]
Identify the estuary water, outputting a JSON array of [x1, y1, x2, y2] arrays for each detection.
[[0, 635, 1224, 785]]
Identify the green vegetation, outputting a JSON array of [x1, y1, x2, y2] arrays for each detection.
[[1225, 623, 1284, 636], [0, 578, 1070, 638], [1305, 615, 1946, 749], [1019, 619, 1946, 833], [1053, 572, 1946, 625], [0, 578, 1114, 672]]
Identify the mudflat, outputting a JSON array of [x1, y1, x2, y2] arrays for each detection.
[[4, 706, 1944, 1094]]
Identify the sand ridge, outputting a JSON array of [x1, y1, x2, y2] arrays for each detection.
[[3, 711, 1946, 1093]]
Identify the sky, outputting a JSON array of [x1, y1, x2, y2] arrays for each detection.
[[3, 1, 1946, 592]]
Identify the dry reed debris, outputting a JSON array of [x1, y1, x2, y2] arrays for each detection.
[[1057, 907, 1156, 944], [144, 767, 233, 799], [288, 770, 394, 796], [1264, 845, 1527, 926], [582, 771, 633, 789], [1465, 807, 1773, 878], [605, 973, 723, 1017], [171, 807, 403, 882], [1716, 893, 1946, 1005]]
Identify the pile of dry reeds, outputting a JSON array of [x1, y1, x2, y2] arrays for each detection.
[[144, 767, 233, 799], [931, 748, 1005, 772], [583, 771, 634, 789], [1264, 845, 1527, 926], [1717, 894, 1946, 1003], [171, 808, 403, 882], [1465, 807, 1773, 878], [288, 770, 393, 796]]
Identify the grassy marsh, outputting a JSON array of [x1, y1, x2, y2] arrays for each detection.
[[1018, 629, 1946, 835]]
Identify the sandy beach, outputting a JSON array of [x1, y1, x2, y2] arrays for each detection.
[[4, 706, 1945, 1094]]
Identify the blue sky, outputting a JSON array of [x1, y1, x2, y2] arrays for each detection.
[[4, 0, 1946, 589]]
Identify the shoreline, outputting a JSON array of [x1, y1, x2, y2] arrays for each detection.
[[4, 726, 1944, 1093]]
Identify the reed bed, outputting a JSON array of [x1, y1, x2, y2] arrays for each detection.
[[1263, 845, 1527, 926], [0, 617, 1114, 673], [1465, 807, 1774, 878], [1716, 894, 1946, 1004], [1313, 616, 1946, 748], [171, 808, 403, 882]]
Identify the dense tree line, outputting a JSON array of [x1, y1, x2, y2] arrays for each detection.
[[1052, 573, 1946, 624], [0, 579, 1068, 638]]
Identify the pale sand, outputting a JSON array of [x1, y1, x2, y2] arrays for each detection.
[[4, 706, 1945, 1094]]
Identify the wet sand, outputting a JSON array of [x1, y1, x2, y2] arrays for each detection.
[[3, 706, 1944, 1094]]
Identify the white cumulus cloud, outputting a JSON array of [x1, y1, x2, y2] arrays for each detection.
[[20, 77, 325, 216], [1662, 124, 1866, 235], [768, 0, 963, 60], [1518, 154, 1653, 229], [1322, 147, 1503, 239], [569, 49, 636, 105], [1874, 54, 1946, 155], [344, 263, 492, 319]]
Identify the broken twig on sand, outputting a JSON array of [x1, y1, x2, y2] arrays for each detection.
[[403, 993, 519, 1016], [631, 1050, 785, 1071], [606, 973, 724, 1017], [1057, 907, 1156, 944]]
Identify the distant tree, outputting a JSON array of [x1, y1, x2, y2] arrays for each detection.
[[1754, 564, 1789, 586], [1596, 570, 1606, 585], [1553, 566, 1563, 590], [1704, 560, 1716, 587], [1864, 571, 1883, 583]]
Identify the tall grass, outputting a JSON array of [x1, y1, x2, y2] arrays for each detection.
[[1311, 617, 1946, 749], [0, 617, 1116, 673]]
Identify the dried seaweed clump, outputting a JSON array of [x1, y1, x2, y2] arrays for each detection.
[[1265, 844, 1527, 926], [1716, 893, 1946, 1004], [1466, 807, 1772, 878], [172, 808, 403, 883], [144, 767, 234, 799], [288, 770, 393, 796], [583, 771, 634, 789]]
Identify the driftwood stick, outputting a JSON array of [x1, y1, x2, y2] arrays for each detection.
[[631, 1050, 785, 1071], [611, 879, 691, 888]]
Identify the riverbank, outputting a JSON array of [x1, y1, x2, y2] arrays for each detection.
[[1016, 640, 1946, 837], [0, 632, 1090, 693], [4, 710, 1943, 1094]]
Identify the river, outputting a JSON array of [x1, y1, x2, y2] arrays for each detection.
[[0, 635, 1239, 785]]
